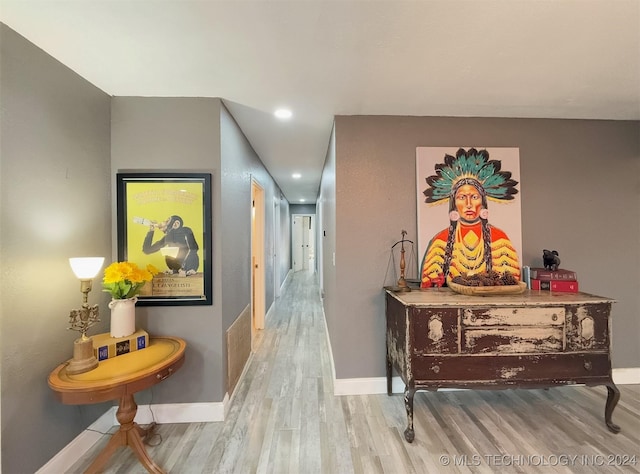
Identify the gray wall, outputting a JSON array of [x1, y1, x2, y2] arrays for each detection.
[[111, 97, 224, 402], [220, 104, 288, 331], [324, 115, 640, 379], [1, 26, 291, 471], [111, 98, 289, 404], [290, 203, 317, 215], [1, 25, 112, 473], [319, 126, 337, 323]]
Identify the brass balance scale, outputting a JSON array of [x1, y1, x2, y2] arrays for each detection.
[[385, 230, 417, 292]]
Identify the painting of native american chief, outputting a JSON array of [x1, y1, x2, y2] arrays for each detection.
[[416, 147, 523, 288]]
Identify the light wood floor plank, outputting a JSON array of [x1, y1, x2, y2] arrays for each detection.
[[67, 271, 640, 473]]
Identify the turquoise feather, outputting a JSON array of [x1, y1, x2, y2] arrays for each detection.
[[422, 148, 518, 203]]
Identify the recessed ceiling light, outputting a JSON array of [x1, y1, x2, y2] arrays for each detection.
[[299, 199, 306, 202], [274, 108, 292, 120], [292, 173, 301, 179]]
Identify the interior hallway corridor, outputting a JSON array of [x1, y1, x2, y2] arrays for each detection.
[[69, 270, 640, 473]]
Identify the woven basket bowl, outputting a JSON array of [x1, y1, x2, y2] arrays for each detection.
[[448, 280, 527, 296]]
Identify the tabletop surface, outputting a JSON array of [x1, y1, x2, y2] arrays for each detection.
[[386, 288, 615, 307], [48, 336, 186, 394]]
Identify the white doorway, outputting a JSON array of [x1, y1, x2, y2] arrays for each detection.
[[292, 214, 315, 272], [251, 180, 266, 347]]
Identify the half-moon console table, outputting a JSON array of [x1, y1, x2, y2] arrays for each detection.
[[385, 288, 620, 443], [48, 336, 186, 473]]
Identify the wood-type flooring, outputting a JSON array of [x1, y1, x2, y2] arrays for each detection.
[[68, 270, 640, 473]]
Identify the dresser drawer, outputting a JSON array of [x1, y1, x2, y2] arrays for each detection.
[[462, 306, 564, 327], [462, 326, 564, 354], [566, 303, 611, 351], [412, 308, 458, 354], [411, 353, 611, 383]]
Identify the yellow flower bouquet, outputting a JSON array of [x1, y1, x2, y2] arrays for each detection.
[[102, 261, 159, 299]]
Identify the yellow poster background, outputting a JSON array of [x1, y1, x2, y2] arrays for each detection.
[[125, 181, 205, 273]]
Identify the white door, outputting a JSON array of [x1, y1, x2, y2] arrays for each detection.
[[293, 214, 315, 272]]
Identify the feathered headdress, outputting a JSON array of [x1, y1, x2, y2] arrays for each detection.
[[423, 148, 518, 204]]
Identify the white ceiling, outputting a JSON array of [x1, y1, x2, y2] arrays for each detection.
[[2, 1, 639, 203]]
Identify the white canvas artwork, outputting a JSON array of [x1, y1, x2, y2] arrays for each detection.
[[415, 147, 523, 288]]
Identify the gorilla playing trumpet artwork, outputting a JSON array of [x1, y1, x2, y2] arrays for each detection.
[[117, 173, 212, 306], [136, 215, 200, 276]]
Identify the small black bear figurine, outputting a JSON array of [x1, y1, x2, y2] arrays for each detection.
[[543, 249, 561, 271]]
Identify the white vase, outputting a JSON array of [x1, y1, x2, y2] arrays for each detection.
[[109, 296, 137, 338]]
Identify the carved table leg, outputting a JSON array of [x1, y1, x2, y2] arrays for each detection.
[[84, 394, 165, 474], [605, 382, 621, 433], [136, 421, 159, 441], [404, 387, 416, 443], [84, 428, 126, 474], [128, 424, 164, 474]]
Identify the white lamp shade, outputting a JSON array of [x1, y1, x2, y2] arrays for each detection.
[[69, 257, 105, 279]]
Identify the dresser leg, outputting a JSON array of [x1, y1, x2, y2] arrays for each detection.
[[403, 388, 416, 443], [605, 382, 621, 433]]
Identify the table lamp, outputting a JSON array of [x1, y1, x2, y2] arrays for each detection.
[[66, 257, 105, 375]]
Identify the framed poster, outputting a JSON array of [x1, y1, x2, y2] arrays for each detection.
[[116, 172, 212, 306], [416, 147, 522, 288]]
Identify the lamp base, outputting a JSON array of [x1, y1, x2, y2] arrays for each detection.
[[66, 336, 99, 375]]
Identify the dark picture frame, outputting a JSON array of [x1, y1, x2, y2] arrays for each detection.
[[116, 172, 212, 306]]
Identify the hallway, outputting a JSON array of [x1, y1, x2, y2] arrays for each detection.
[[70, 270, 640, 473]]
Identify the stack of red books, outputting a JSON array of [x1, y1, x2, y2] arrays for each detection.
[[530, 268, 579, 292]]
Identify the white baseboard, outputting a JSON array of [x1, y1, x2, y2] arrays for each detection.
[[333, 376, 405, 396], [36, 408, 116, 474], [321, 306, 337, 382], [333, 367, 640, 396], [265, 300, 275, 322], [36, 430, 105, 474], [134, 401, 226, 424], [613, 367, 640, 384], [282, 269, 293, 290]]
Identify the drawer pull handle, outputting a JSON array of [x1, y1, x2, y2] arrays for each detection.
[[432, 365, 440, 374], [584, 361, 592, 371], [156, 368, 173, 381], [552, 314, 558, 322]]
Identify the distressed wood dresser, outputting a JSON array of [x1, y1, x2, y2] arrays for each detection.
[[385, 288, 620, 442]]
